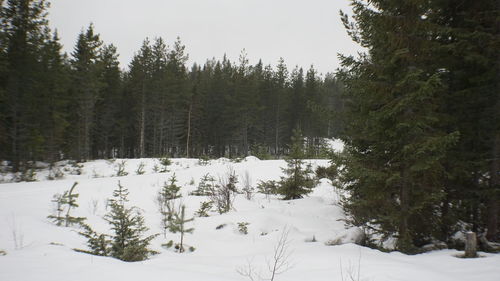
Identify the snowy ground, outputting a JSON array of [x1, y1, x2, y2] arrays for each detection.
[[0, 157, 499, 281]]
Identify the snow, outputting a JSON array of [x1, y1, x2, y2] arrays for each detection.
[[0, 157, 498, 281]]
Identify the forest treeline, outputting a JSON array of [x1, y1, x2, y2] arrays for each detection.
[[0, 0, 343, 171]]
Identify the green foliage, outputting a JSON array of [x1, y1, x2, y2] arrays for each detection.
[[78, 181, 157, 261], [17, 167, 37, 182], [257, 180, 278, 197], [157, 174, 182, 237], [104, 181, 157, 261], [115, 160, 128, 177], [168, 205, 194, 253], [190, 173, 216, 196], [195, 201, 213, 217], [335, 0, 500, 252], [237, 222, 250, 235], [209, 168, 238, 213], [48, 182, 86, 227], [314, 165, 336, 181], [77, 223, 110, 256], [250, 144, 273, 160], [197, 155, 211, 166], [135, 162, 146, 175], [278, 129, 316, 200], [159, 157, 171, 173]]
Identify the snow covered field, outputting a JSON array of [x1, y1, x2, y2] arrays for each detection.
[[0, 157, 499, 281]]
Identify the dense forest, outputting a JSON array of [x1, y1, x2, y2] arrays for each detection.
[[0, 0, 344, 171]]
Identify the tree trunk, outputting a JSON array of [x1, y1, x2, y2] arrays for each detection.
[[486, 132, 499, 241], [139, 84, 146, 158], [186, 102, 192, 158], [464, 232, 477, 258]]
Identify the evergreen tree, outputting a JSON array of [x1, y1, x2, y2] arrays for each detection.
[[69, 24, 102, 161], [104, 181, 157, 261], [48, 182, 85, 226], [157, 174, 182, 237], [168, 204, 194, 253], [334, 0, 500, 252], [2, 0, 50, 171], [94, 43, 121, 159], [278, 128, 315, 200]]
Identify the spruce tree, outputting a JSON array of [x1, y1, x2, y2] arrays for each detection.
[[278, 128, 315, 200], [69, 24, 102, 161], [48, 182, 86, 227], [104, 181, 157, 261], [157, 174, 182, 237], [168, 205, 194, 253], [337, 1, 460, 252]]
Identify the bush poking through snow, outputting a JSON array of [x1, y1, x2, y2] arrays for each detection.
[[115, 160, 128, 177], [238, 222, 250, 235], [159, 157, 171, 173], [257, 180, 278, 198], [77, 181, 157, 262], [195, 201, 213, 217], [241, 171, 254, 200], [135, 162, 146, 175], [237, 227, 293, 281], [48, 182, 86, 227], [209, 168, 238, 214], [47, 166, 64, 180], [17, 167, 37, 182], [190, 173, 216, 196], [198, 155, 210, 166]]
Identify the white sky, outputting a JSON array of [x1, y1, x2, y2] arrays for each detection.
[[48, 0, 362, 74]]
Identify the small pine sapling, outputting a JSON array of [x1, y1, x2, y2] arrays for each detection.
[[159, 157, 171, 173], [48, 182, 86, 226], [195, 201, 213, 217], [18, 166, 37, 182], [190, 173, 216, 196], [115, 160, 128, 177], [104, 181, 158, 261], [135, 162, 146, 175], [198, 155, 210, 166], [209, 168, 238, 214], [257, 180, 278, 198], [168, 205, 194, 253], [278, 129, 315, 200], [157, 174, 182, 237], [238, 222, 250, 235], [47, 166, 64, 180]]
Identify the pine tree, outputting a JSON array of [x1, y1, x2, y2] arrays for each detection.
[[168, 205, 194, 253], [2, 0, 50, 171], [104, 181, 157, 261], [69, 24, 103, 161], [337, 1, 461, 253], [278, 128, 315, 200], [157, 174, 182, 237], [48, 182, 86, 227]]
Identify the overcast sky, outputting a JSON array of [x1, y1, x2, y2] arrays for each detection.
[[48, 0, 362, 74]]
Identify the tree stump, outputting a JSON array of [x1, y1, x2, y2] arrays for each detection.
[[464, 232, 477, 258]]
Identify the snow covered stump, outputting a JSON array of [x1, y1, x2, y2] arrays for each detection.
[[464, 232, 477, 258]]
